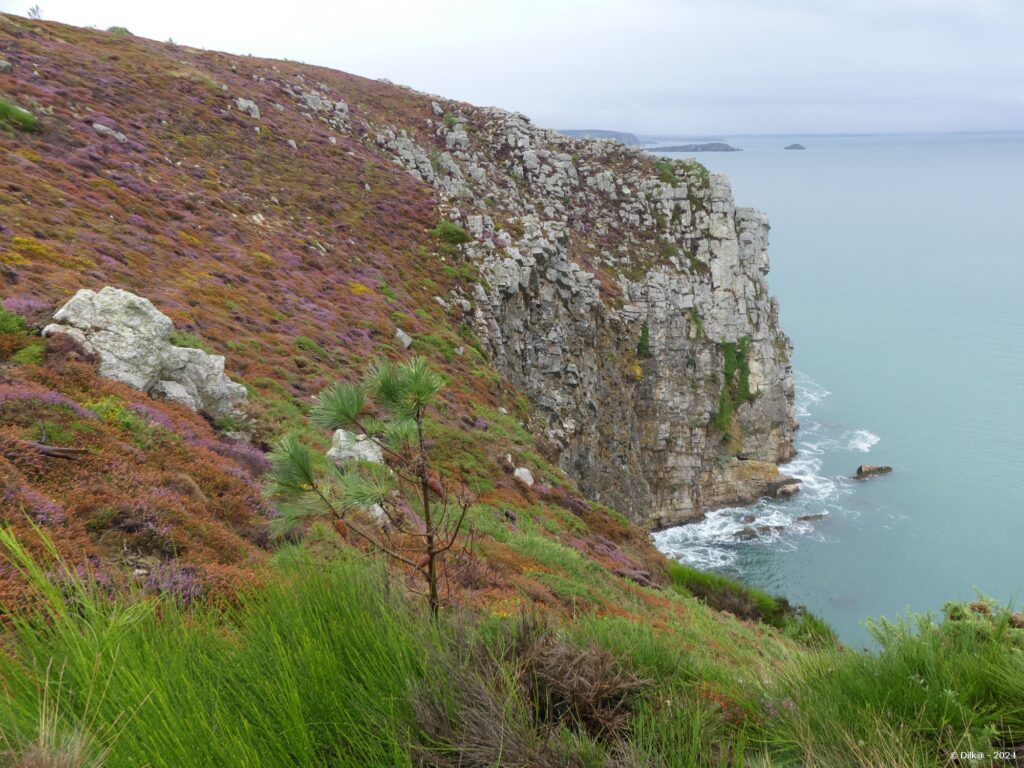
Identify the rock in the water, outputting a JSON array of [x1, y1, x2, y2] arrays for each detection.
[[741, 514, 756, 524], [735, 524, 786, 541], [774, 481, 801, 498], [93, 123, 127, 144], [784, 143, 806, 150], [797, 513, 828, 522], [43, 287, 246, 419], [234, 98, 260, 119], [395, 328, 413, 349], [854, 464, 892, 479], [326, 429, 384, 465], [513, 467, 535, 487]]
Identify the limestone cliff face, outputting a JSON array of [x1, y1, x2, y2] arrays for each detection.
[[378, 107, 796, 528]]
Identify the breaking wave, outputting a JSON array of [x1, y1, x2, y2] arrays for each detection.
[[653, 371, 875, 571]]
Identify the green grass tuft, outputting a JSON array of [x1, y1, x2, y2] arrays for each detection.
[[655, 159, 679, 185], [168, 330, 210, 352], [430, 219, 471, 246], [0, 98, 40, 132]]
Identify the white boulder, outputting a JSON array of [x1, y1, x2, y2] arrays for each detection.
[[513, 467, 535, 487], [327, 429, 384, 465], [234, 98, 260, 119], [44, 287, 247, 420]]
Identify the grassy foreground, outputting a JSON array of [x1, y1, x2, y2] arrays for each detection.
[[1, 530, 1023, 767]]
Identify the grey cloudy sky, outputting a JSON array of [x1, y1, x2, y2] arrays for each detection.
[[3, 0, 1022, 134]]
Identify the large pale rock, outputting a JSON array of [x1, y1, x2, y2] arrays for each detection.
[[160, 346, 247, 418], [513, 467, 535, 487], [327, 429, 384, 465], [234, 98, 260, 119], [44, 287, 246, 420], [93, 123, 127, 144]]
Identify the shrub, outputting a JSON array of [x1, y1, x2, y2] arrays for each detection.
[[430, 219, 471, 246], [269, 356, 473, 615], [413, 617, 649, 766], [0, 99, 40, 132]]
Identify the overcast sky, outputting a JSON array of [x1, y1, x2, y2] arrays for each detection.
[[3, 0, 1022, 134]]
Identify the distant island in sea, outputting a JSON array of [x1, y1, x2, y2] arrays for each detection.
[[650, 142, 741, 152]]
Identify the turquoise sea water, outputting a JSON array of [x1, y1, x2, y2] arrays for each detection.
[[652, 132, 1024, 647]]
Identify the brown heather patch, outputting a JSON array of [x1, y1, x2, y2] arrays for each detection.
[[0, 18, 766, 644], [0, 359, 270, 605]]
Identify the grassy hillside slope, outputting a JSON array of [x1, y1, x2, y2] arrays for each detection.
[[2, 16, 1023, 768]]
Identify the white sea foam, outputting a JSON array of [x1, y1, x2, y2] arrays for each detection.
[[793, 371, 831, 418], [843, 429, 880, 453], [653, 372, 877, 571]]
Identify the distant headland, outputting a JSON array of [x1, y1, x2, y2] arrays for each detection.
[[649, 142, 741, 152], [558, 129, 640, 145]]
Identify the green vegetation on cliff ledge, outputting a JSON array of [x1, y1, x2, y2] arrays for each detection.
[[714, 336, 754, 433], [637, 320, 651, 358], [655, 159, 679, 185], [430, 219, 472, 246]]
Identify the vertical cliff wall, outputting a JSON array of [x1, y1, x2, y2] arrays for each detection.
[[376, 108, 796, 528]]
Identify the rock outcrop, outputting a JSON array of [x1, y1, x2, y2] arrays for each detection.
[[374, 106, 796, 528], [854, 464, 892, 479], [44, 287, 246, 420], [327, 429, 384, 465]]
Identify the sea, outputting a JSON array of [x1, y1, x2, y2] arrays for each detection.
[[650, 132, 1024, 647]]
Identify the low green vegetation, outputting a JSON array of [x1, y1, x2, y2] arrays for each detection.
[[294, 335, 328, 358], [667, 561, 836, 647], [0, 308, 45, 364], [1, 528, 1022, 767], [655, 159, 679, 185], [637, 320, 651, 358], [430, 219, 472, 246], [168, 330, 209, 352], [714, 336, 754, 433], [269, 357, 467, 615], [681, 159, 710, 187], [0, 98, 40, 132]]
